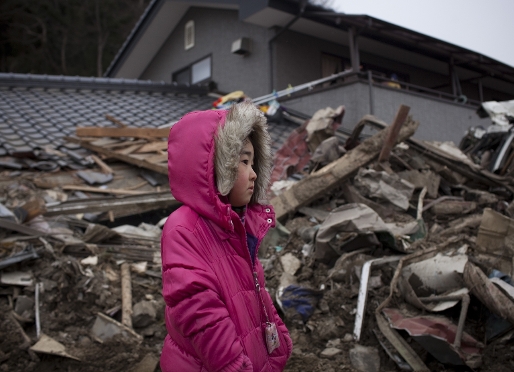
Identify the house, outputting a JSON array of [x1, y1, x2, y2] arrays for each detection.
[[105, 0, 514, 143]]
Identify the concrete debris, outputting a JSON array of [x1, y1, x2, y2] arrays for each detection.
[[320, 347, 342, 359], [30, 333, 81, 361], [1, 271, 34, 286], [349, 344, 381, 372], [354, 168, 415, 210], [2, 104, 514, 372], [132, 300, 157, 328], [90, 312, 142, 343], [127, 353, 160, 372]]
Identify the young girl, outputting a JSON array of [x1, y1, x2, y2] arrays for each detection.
[[161, 102, 292, 371]]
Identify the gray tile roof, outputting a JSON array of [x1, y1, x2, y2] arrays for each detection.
[[0, 73, 301, 169], [0, 73, 213, 158]]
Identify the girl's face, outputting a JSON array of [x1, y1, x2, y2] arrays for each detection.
[[228, 140, 257, 207]]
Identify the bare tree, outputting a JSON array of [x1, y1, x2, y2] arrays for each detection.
[[0, 0, 150, 76], [308, 0, 336, 10], [95, 0, 109, 77]]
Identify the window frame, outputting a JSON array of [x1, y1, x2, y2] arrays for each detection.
[[185, 20, 195, 50], [172, 54, 212, 85]]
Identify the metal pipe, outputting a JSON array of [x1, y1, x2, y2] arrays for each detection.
[[348, 27, 360, 72], [354, 255, 403, 341], [478, 78, 484, 102], [35, 282, 41, 340], [368, 70, 374, 115], [253, 68, 355, 105]]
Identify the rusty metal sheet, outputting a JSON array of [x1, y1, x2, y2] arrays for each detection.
[[383, 308, 483, 369]]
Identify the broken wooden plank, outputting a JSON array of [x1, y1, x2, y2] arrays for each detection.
[[271, 117, 419, 222], [76, 127, 170, 139], [141, 153, 167, 164], [378, 104, 410, 162], [407, 138, 514, 194], [106, 114, 127, 128], [0, 218, 45, 237], [136, 141, 168, 153], [116, 144, 144, 155], [44, 192, 178, 216], [121, 263, 133, 328], [345, 115, 388, 150], [125, 181, 149, 190], [65, 137, 168, 175], [102, 139, 147, 149], [90, 154, 114, 174], [62, 185, 151, 195], [89, 137, 121, 147], [129, 154, 168, 166]]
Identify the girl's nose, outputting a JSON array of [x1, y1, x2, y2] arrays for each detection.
[[250, 167, 257, 181]]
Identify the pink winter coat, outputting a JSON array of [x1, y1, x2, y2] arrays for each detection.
[[161, 104, 292, 372]]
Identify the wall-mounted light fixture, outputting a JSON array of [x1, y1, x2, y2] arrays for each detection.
[[231, 37, 251, 56]]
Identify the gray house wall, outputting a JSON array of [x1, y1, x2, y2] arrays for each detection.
[[280, 81, 487, 144], [140, 8, 271, 98]]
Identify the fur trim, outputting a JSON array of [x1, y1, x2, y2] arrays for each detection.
[[215, 102, 272, 204]]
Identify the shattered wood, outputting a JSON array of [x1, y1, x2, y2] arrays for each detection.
[[65, 136, 168, 175], [271, 116, 419, 221]]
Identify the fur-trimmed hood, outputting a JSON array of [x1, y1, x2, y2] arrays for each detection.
[[215, 102, 272, 203], [167, 102, 272, 229]]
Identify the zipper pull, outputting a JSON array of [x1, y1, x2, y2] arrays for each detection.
[[253, 271, 260, 291]]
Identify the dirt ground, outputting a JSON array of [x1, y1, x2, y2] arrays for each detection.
[[2, 210, 513, 372]]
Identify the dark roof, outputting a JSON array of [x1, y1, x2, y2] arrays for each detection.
[[302, 12, 514, 85], [0, 73, 213, 158], [0, 73, 301, 169]]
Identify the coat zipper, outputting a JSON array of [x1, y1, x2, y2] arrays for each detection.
[[253, 271, 271, 325]]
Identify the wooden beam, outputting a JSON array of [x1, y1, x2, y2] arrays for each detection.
[[105, 114, 127, 128], [378, 105, 410, 162], [62, 185, 151, 195], [76, 127, 170, 139], [65, 137, 168, 175], [136, 141, 168, 153], [121, 263, 133, 328], [271, 117, 419, 222], [90, 154, 114, 174], [44, 191, 179, 216]]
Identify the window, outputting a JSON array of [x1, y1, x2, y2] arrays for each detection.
[[172, 56, 212, 85], [173, 69, 190, 85], [321, 53, 348, 87], [191, 57, 210, 84], [185, 20, 194, 50], [321, 53, 345, 77]]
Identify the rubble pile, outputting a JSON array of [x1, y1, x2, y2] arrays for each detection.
[[1, 104, 514, 371]]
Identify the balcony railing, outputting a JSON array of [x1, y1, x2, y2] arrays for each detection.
[[364, 72, 481, 108], [259, 69, 482, 109]]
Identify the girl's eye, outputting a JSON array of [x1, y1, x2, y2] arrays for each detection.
[[242, 160, 249, 165]]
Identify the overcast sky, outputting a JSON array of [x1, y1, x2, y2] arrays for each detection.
[[331, 0, 514, 68]]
